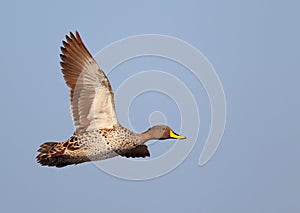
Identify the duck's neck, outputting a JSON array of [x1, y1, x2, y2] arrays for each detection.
[[137, 129, 159, 144]]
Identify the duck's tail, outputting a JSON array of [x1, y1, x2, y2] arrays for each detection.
[[36, 142, 70, 167], [36, 140, 90, 168]]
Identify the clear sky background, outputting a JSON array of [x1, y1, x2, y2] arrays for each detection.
[[1, 0, 300, 212]]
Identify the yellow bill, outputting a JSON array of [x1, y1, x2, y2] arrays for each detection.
[[170, 130, 186, 139]]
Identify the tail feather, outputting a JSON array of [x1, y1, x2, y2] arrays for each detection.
[[36, 142, 65, 167], [37, 142, 57, 154], [36, 138, 90, 168], [36, 141, 90, 168], [37, 141, 79, 167]]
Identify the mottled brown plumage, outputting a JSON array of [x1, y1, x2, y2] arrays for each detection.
[[36, 32, 186, 168]]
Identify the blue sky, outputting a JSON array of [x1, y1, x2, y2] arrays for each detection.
[[1, 0, 300, 212]]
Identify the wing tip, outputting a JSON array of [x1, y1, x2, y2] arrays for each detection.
[[75, 31, 83, 43]]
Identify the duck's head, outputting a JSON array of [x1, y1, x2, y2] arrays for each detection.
[[146, 125, 186, 140]]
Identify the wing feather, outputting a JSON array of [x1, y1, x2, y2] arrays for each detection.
[[60, 32, 118, 133]]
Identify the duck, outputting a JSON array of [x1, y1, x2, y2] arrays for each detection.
[[36, 32, 186, 168]]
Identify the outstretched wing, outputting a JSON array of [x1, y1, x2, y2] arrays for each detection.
[[60, 32, 118, 133]]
